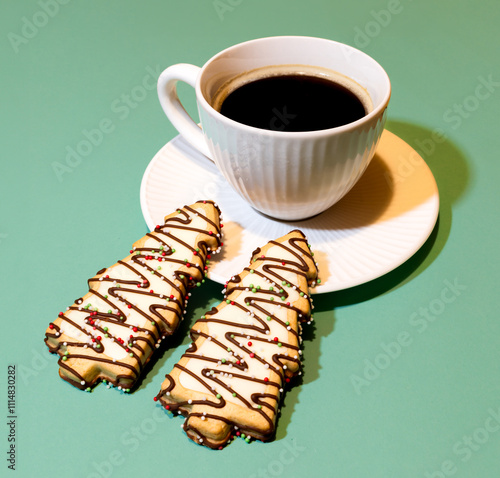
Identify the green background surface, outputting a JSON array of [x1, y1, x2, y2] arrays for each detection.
[[1, 1, 499, 477]]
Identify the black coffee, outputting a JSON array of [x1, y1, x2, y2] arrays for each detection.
[[218, 74, 367, 132]]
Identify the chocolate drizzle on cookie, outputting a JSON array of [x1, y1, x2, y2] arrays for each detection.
[[156, 230, 318, 449], [44, 201, 222, 392]]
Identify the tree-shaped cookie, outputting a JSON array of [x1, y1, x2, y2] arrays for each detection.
[[44, 201, 222, 392], [156, 229, 318, 448]]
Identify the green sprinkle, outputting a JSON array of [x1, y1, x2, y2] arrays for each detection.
[[62, 356, 67, 361], [129, 353, 133, 357], [256, 286, 261, 290], [226, 299, 231, 304], [108, 310, 112, 314], [103, 380, 107, 384], [104, 295, 108, 299], [201, 315, 206, 319], [285, 321, 290, 326], [317, 279, 321, 283], [249, 269, 254, 274], [179, 275, 184, 279], [206, 260, 210, 264], [125, 389, 130, 393], [227, 348, 232, 352], [269, 286, 274, 291], [151, 270, 155, 274], [64, 351, 69, 356], [177, 209, 181, 213], [171, 249, 176, 253], [196, 248, 200, 252], [281, 296, 286, 301], [279, 289, 284, 293], [96, 344, 101, 348], [241, 433, 246, 439], [196, 282, 201, 287], [184, 259, 188, 263], [216, 394, 221, 399], [232, 392, 237, 397], [86, 387, 91, 392], [135, 251, 140, 255], [249, 284, 254, 289], [282, 281, 287, 285], [252, 288, 257, 293], [230, 334, 234, 338], [257, 405, 262, 409], [151, 321, 155, 326], [245, 437, 251, 443], [267, 316, 272, 321], [160, 246, 164, 250], [221, 359, 226, 363], [105, 334, 109, 338], [278, 343, 282, 347], [300, 292, 304, 297], [103, 327, 108, 332], [270, 297, 274, 301], [157, 266, 161, 270]]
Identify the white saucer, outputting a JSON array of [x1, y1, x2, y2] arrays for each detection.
[[140, 130, 439, 293]]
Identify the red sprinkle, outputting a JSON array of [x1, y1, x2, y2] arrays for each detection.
[[165, 405, 170, 410], [150, 289, 154, 293], [248, 341, 252, 346], [285, 378, 291, 383], [153, 397, 158, 402], [273, 337, 279, 342], [49, 324, 54, 329], [250, 353, 255, 358], [133, 327, 138, 332], [127, 304, 132, 309], [58, 312, 63, 317], [264, 377, 269, 382]]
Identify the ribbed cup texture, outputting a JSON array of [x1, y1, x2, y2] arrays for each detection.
[[200, 107, 387, 220]]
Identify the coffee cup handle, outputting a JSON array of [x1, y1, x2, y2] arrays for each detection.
[[157, 64, 212, 159]]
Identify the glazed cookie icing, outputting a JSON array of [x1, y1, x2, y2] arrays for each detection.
[[44, 201, 222, 391], [157, 230, 318, 448]]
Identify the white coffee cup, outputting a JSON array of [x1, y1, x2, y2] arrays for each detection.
[[157, 36, 391, 221]]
